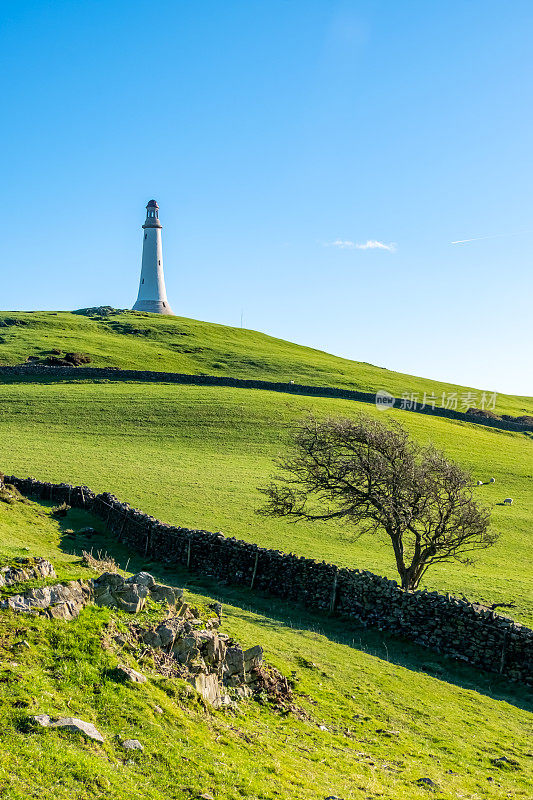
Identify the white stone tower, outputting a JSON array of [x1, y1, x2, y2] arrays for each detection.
[[133, 200, 174, 315]]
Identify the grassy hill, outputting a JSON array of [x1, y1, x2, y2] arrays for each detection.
[[0, 310, 531, 418], [0, 381, 531, 625], [0, 311, 531, 797], [0, 494, 531, 800]]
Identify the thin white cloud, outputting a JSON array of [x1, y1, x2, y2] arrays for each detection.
[[451, 230, 532, 245], [355, 240, 396, 252], [326, 239, 356, 249], [451, 234, 507, 244], [324, 239, 396, 252]]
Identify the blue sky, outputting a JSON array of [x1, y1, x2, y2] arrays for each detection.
[[1, 0, 532, 395]]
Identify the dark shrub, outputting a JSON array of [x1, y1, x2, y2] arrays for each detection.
[[51, 502, 71, 518]]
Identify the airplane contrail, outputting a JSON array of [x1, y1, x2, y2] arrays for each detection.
[[451, 231, 530, 244]]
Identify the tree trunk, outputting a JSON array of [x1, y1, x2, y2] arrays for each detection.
[[401, 561, 425, 590], [389, 530, 412, 589]]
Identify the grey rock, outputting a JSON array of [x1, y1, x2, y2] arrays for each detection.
[[122, 738, 143, 751], [50, 716, 104, 742], [47, 602, 80, 621], [224, 675, 242, 688], [32, 713, 104, 741], [116, 664, 147, 684], [142, 630, 162, 648], [209, 602, 222, 618], [205, 634, 226, 666], [188, 673, 223, 707], [243, 644, 263, 670], [0, 558, 56, 589], [149, 584, 183, 605], [156, 620, 180, 647], [173, 635, 199, 661], [126, 571, 155, 588], [93, 588, 118, 608], [224, 646, 245, 676], [32, 714, 51, 727], [94, 572, 124, 589], [1, 581, 88, 620], [113, 584, 149, 613]]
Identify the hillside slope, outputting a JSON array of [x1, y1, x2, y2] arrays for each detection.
[[0, 382, 531, 625], [0, 495, 531, 800], [0, 310, 531, 418]]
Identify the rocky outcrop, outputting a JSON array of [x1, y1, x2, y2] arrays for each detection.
[[0, 567, 183, 621], [0, 554, 290, 709], [136, 613, 271, 707], [1, 581, 90, 620], [0, 557, 56, 588], [92, 571, 183, 612]]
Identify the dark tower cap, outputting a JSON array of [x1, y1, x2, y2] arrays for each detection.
[[146, 199, 159, 208]]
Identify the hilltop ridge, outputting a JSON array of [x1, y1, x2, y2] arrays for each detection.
[[0, 310, 531, 418]]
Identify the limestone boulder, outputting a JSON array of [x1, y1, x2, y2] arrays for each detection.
[[51, 717, 104, 742], [32, 714, 51, 727], [173, 635, 200, 663], [32, 714, 104, 742], [92, 572, 183, 613], [141, 630, 162, 649], [223, 646, 245, 677], [150, 583, 183, 606], [188, 673, 222, 707], [0, 580, 89, 620], [205, 633, 226, 667], [116, 664, 147, 684], [126, 571, 155, 588], [122, 739, 143, 751], [113, 584, 149, 613], [243, 644, 263, 672], [0, 558, 56, 588]]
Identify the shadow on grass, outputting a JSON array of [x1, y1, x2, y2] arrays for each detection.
[[52, 503, 533, 716]]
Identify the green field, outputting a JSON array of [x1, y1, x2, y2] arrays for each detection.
[[1, 310, 531, 418], [0, 381, 531, 625], [0, 311, 531, 798], [0, 496, 531, 800]]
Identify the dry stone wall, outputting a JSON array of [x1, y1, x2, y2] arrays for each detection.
[[5, 475, 532, 686], [0, 365, 530, 433]]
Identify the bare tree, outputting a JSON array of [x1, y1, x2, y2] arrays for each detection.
[[258, 415, 497, 590]]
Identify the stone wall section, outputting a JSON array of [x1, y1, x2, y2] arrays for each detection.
[[5, 475, 532, 686], [0, 365, 530, 433]]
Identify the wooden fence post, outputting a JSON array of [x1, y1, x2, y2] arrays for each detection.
[[250, 552, 259, 590], [499, 632, 507, 674], [329, 568, 338, 613]]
